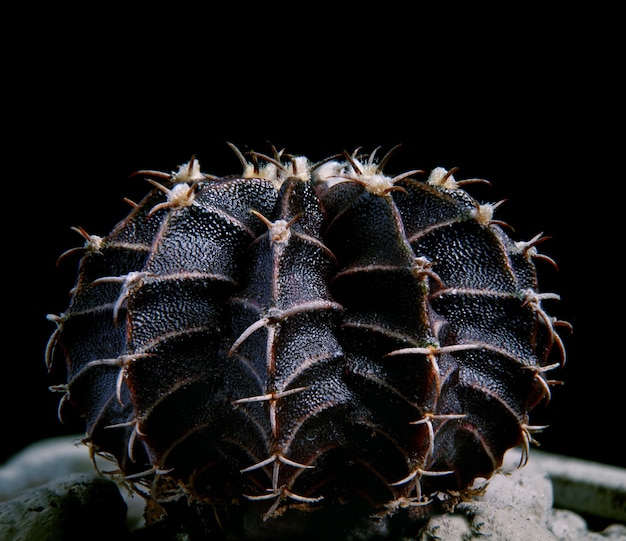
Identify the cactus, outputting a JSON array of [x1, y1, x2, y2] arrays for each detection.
[[46, 145, 568, 538]]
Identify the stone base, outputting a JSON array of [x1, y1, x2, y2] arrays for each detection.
[[1, 436, 624, 540]]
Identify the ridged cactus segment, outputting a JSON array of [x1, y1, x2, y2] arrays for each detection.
[[227, 172, 352, 514], [45, 188, 168, 473], [121, 173, 279, 471]]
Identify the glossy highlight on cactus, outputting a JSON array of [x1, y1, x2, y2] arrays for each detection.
[[45, 145, 568, 539]]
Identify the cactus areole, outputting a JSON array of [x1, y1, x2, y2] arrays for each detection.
[[45, 145, 568, 539]]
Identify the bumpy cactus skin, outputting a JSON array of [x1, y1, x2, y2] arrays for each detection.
[[46, 147, 567, 539]]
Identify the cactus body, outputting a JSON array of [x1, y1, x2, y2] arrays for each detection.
[[46, 147, 567, 538]]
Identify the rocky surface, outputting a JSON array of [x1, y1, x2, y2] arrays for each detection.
[[416, 449, 626, 541], [0, 472, 128, 541], [1, 436, 624, 540]]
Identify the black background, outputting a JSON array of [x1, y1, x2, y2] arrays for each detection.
[[4, 9, 623, 471]]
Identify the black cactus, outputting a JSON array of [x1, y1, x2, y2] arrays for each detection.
[[46, 146, 568, 539]]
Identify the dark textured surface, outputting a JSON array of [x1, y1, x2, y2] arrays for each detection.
[[44, 149, 568, 537]]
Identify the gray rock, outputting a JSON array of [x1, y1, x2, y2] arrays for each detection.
[[530, 449, 626, 524], [0, 436, 147, 530], [0, 435, 93, 501], [417, 453, 558, 540], [0, 472, 129, 541], [546, 509, 626, 541], [547, 508, 591, 540], [416, 449, 626, 541]]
